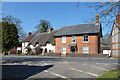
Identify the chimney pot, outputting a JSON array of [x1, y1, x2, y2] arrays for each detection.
[[28, 32, 32, 36], [95, 14, 99, 24], [116, 12, 120, 24], [117, 12, 119, 15], [48, 27, 54, 33], [48, 27, 51, 33]]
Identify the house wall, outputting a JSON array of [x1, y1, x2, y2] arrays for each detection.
[[55, 34, 100, 54], [40, 43, 55, 53], [111, 24, 120, 58], [22, 42, 28, 53]]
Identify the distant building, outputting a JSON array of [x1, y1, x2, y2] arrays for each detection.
[[101, 46, 111, 56], [111, 12, 120, 58]]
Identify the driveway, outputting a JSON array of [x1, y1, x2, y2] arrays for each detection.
[[2, 56, 118, 80]]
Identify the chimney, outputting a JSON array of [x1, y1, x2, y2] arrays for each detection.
[[48, 27, 51, 33], [95, 14, 99, 24], [48, 27, 54, 33], [28, 32, 32, 36], [116, 12, 120, 24]]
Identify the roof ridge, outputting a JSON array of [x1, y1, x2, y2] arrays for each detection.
[[37, 32, 48, 35], [61, 23, 95, 28], [36, 29, 60, 35]]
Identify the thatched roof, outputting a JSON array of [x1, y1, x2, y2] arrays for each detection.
[[29, 30, 59, 46], [22, 34, 36, 42]]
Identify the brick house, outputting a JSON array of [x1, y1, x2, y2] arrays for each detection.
[[54, 14, 103, 57], [111, 12, 120, 58]]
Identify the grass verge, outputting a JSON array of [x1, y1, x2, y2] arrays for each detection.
[[97, 68, 120, 80]]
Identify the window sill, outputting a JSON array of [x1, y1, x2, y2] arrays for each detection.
[[62, 43, 65, 44], [83, 42, 89, 43], [83, 53, 89, 54]]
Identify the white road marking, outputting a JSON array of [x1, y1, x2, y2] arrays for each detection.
[[96, 63, 100, 64], [91, 66, 109, 71], [70, 68, 98, 77], [101, 63, 108, 65], [44, 70, 48, 72], [70, 68, 83, 72], [83, 64, 88, 65], [84, 72, 98, 77], [44, 70, 67, 78], [82, 63, 109, 71]]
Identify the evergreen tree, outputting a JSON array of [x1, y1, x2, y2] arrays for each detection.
[[2, 15, 27, 41], [2, 21, 19, 51]]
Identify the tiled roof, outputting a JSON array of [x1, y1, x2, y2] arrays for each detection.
[[54, 23, 102, 37], [110, 22, 120, 36]]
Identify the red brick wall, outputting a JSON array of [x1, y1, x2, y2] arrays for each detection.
[[55, 34, 100, 54]]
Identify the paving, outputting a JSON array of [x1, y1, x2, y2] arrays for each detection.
[[1, 56, 119, 80]]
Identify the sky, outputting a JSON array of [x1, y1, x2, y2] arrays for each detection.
[[2, 2, 112, 35]]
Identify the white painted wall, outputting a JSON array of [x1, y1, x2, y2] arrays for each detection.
[[23, 43, 55, 54], [22, 42, 28, 54], [46, 43, 55, 53], [41, 43, 55, 53]]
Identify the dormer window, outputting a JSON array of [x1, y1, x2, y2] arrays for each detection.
[[83, 35, 88, 43], [72, 36, 75, 43]]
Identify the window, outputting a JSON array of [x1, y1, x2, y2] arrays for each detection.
[[61, 47, 66, 54], [83, 46, 89, 53], [24, 43, 25, 47], [72, 36, 75, 43], [62, 36, 66, 43], [83, 35, 88, 42]]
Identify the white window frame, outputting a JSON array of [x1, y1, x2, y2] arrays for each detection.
[[61, 47, 66, 54], [83, 35, 88, 43], [83, 46, 89, 54], [24, 43, 25, 47], [62, 36, 66, 43], [72, 36, 75, 43]]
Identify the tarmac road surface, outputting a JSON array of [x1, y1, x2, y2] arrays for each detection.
[[1, 56, 119, 80]]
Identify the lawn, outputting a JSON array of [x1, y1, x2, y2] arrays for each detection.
[[97, 68, 120, 80]]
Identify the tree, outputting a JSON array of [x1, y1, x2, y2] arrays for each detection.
[[101, 33, 111, 46], [2, 15, 27, 41], [2, 21, 19, 51], [87, 2, 120, 31], [35, 20, 51, 33]]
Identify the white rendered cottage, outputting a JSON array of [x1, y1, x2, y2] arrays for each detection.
[[23, 28, 58, 55], [22, 32, 36, 54]]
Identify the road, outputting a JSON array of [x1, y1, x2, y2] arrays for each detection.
[[1, 56, 119, 80]]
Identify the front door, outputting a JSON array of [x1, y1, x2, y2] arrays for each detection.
[[61, 47, 66, 57], [71, 46, 75, 53]]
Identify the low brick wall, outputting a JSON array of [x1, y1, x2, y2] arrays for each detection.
[[66, 53, 109, 58], [43, 53, 109, 58], [44, 53, 61, 57]]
